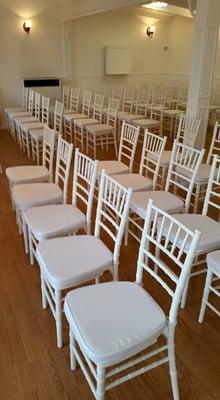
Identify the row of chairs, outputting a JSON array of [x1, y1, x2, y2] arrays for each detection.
[[5, 117, 220, 399], [5, 86, 220, 218]]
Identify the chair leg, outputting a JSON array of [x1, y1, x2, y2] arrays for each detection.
[[168, 328, 179, 400], [22, 213, 29, 254], [180, 275, 190, 309], [114, 132, 118, 158], [194, 183, 201, 213], [55, 289, 63, 348], [198, 268, 213, 323], [41, 274, 48, 309], [28, 228, 35, 266], [94, 137, 97, 160], [69, 329, 77, 370], [96, 365, 106, 400]]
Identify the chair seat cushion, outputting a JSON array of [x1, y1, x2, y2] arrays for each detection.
[[12, 183, 62, 210], [86, 124, 113, 134], [170, 214, 220, 254], [8, 111, 31, 118], [37, 236, 113, 290], [5, 107, 24, 114], [6, 166, 49, 185], [24, 204, 85, 240], [64, 113, 88, 122], [15, 116, 37, 124], [64, 109, 78, 115], [130, 191, 184, 219], [175, 163, 213, 184], [21, 122, 43, 132], [117, 111, 129, 118], [74, 118, 99, 128], [148, 150, 172, 167], [97, 160, 129, 176], [133, 119, 160, 128], [164, 109, 181, 116], [119, 114, 143, 122], [64, 282, 166, 366], [29, 129, 44, 140], [113, 173, 153, 192], [207, 250, 220, 276]]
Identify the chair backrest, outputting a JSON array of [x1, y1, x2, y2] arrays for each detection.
[[69, 87, 80, 112], [106, 98, 119, 128], [41, 96, 50, 125], [102, 84, 112, 98], [122, 88, 135, 112], [34, 92, 41, 120], [72, 148, 98, 235], [28, 89, 34, 114], [62, 85, 70, 109], [93, 93, 104, 121], [82, 90, 92, 116], [135, 199, 200, 325], [139, 130, 167, 190], [176, 114, 201, 147], [94, 171, 132, 280], [54, 101, 64, 135], [135, 90, 150, 116], [151, 93, 166, 107], [42, 126, 56, 182], [118, 122, 140, 172], [150, 106, 165, 124], [165, 141, 205, 212], [23, 87, 29, 111], [206, 121, 220, 164], [177, 86, 188, 103], [55, 136, 73, 204], [112, 86, 124, 105], [202, 155, 220, 217]]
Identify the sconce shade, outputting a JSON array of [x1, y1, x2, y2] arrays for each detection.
[[146, 26, 156, 38], [23, 19, 32, 34]]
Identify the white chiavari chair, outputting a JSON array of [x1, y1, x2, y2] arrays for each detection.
[[64, 199, 200, 400], [64, 87, 80, 115], [74, 94, 104, 151], [96, 122, 140, 179], [128, 141, 205, 243], [4, 87, 29, 135], [166, 155, 220, 308], [6, 126, 56, 210], [112, 130, 167, 192], [86, 97, 119, 159], [25, 148, 98, 265], [192, 121, 220, 212], [29, 96, 50, 165], [12, 136, 73, 253], [36, 171, 132, 347], [155, 114, 201, 189], [63, 89, 92, 142]]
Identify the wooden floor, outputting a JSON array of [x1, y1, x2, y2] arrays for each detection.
[[0, 129, 220, 400]]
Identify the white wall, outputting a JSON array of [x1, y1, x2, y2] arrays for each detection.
[[70, 8, 172, 90], [69, 7, 220, 92], [0, 2, 63, 126]]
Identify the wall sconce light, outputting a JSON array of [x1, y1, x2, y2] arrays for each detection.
[[23, 19, 32, 34], [146, 25, 156, 38]]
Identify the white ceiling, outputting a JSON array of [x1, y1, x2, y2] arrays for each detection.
[[0, 0, 189, 19], [0, 0, 56, 18]]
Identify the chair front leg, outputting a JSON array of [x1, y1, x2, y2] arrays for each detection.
[[22, 211, 29, 254], [96, 365, 106, 400], [69, 329, 77, 370], [168, 324, 179, 400], [198, 268, 213, 323], [55, 289, 63, 348]]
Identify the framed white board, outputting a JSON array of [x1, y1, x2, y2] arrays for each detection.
[[105, 47, 131, 75]]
